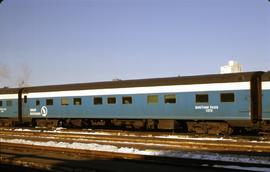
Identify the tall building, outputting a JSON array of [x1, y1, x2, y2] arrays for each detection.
[[220, 60, 243, 74]]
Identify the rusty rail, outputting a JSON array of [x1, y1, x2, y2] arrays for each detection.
[[1, 129, 270, 153]]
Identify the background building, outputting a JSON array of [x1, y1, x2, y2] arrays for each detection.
[[220, 60, 243, 74]]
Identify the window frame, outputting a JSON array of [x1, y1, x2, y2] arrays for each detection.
[[36, 100, 40, 106], [73, 98, 82, 105], [94, 97, 103, 105], [107, 97, 116, 104], [220, 93, 235, 103], [0, 100, 2, 107], [6, 100, 13, 107], [164, 94, 176, 104], [147, 95, 159, 104], [61, 97, 69, 106], [195, 94, 209, 103], [46, 99, 54, 106], [122, 96, 132, 104], [24, 95, 27, 103]]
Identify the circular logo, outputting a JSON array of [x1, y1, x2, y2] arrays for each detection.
[[41, 106, 48, 117]]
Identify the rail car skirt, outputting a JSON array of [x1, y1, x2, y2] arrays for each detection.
[[157, 120, 176, 130], [35, 119, 59, 128], [0, 119, 16, 127], [186, 121, 233, 135], [261, 121, 270, 132]]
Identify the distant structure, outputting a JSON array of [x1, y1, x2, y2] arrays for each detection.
[[112, 78, 122, 81], [220, 60, 243, 74]]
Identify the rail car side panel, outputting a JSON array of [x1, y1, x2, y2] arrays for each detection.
[[262, 81, 270, 120], [23, 89, 251, 121], [0, 94, 18, 118], [21, 72, 257, 123]]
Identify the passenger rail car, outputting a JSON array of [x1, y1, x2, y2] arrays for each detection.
[[0, 88, 20, 126], [0, 71, 269, 134]]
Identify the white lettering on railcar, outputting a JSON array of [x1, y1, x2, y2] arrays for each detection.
[[30, 108, 37, 112], [30, 108, 40, 116], [30, 112, 41, 115], [0, 108, 7, 113], [29, 106, 48, 116], [41, 106, 48, 117], [195, 105, 218, 113]]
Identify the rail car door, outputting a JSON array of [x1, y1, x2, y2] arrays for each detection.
[[18, 89, 31, 123], [22, 94, 30, 118]]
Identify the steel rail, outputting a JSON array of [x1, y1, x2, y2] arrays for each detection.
[[1, 129, 270, 153]]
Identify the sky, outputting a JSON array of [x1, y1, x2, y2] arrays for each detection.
[[0, 0, 269, 87]]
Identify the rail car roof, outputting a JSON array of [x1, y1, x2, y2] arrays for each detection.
[[16, 71, 262, 93], [0, 88, 20, 94], [262, 71, 270, 81]]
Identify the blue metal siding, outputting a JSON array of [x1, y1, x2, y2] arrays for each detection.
[[0, 99, 18, 118], [262, 90, 270, 120], [215, 91, 250, 120], [25, 90, 251, 121]]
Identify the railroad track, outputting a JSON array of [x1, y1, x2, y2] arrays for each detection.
[[1, 142, 270, 172], [1, 128, 270, 153]]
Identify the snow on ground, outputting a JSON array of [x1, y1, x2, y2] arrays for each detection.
[[3, 128, 112, 136], [1, 138, 270, 171], [212, 165, 270, 172], [14, 128, 40, 132], [154, 135, 235, 141]]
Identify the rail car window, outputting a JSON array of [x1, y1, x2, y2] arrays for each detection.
[[36, 100, 40, 106], [0, 100, 2, 107], [164, 95, 176, 104], [107, 97, 116, 104], [94, 97, 102, 105], [46, 99, 53, 106], [122, 96, 132, 104], [6, 100, 12, 106], [220, 93, 234, 102], [61, 98, 69, 106], [73, 98, 82, 105], [147, 95, 158, 104], [196, 94, 208, 103], [24, 96, 27, 103]]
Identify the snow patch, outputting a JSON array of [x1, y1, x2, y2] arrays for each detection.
[[154, 135, 234, 141], [212, 165, 270, 172], [14, 128, 34, 132], [1, 138, 270, 167]]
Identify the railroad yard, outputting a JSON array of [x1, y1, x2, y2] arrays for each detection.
[[1, 0, 270, 171], [1, 127, 270, 172]]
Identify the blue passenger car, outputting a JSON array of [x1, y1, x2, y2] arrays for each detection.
[[0, 88, 19, 126], [16, 71, 262, 134], [1, 71, 267, 134], [0, 88, 18, 118]]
